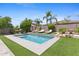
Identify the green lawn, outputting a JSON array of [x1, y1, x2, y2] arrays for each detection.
[[0, 35, 79, 56], [42, 37, 79, 56], [0, 35, 37, 56]]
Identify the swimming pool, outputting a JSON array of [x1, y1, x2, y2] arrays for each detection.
[[17, 34, 53, 44]]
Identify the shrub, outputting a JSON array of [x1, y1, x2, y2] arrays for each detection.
[[48, 24, 56, 32], [59, 28, 66, 34], [75, 27, 79, 33]]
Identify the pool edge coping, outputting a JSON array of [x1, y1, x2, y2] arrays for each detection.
[[5, 35, 60, 55]]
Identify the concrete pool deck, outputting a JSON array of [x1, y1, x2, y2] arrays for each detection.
[[0, 40, 14, 56], [5, 35, 60, 55]]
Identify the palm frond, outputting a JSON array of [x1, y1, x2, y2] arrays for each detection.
[[43, 16, 46, 20]]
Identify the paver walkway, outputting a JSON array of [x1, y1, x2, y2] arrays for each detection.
[[0, 40, 14, 56]]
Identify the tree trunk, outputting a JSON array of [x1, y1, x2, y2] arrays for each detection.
[[50, 20, 52, 24], [55, 18, 58, 24]]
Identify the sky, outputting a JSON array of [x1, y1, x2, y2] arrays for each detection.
[[0, 3, 79, 26]]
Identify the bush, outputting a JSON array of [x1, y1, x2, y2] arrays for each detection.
[[75, 27, 79, 33], [48, 24, 56, 32], [20, 18, 32, 33], [59, 28, 66, 34]]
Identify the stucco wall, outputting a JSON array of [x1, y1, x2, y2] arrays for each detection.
[[31, 23, 79, 32], [0, 28, 13, 34], [41, 25, 48, 31], [55, 24, 79, 31]]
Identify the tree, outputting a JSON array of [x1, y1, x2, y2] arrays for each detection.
[[64, 16, 71, 23], [43, 11, 58, 24], [20, 18, 32, 32], [34, 18, 42, 30], [43, 11, 52, 24], [52, 15, 58, 24], [0, 16, 13, 28], [0, 16, 14, 34], [48, 24, 56, 32]]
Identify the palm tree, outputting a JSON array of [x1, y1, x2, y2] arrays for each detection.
[[43, 11, 52, 24], [52, 15, 58, 24], [34, 18, 42, 30], [64, 16, 71, 23], [43, 11, 58, 24]]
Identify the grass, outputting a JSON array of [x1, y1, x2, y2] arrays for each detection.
[[0, 35, 37, 56], [42, 37, 79, 56], [1, 35, 79, 56]]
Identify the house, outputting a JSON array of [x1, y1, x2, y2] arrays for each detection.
[[30, 23, 48, 31], [30, 23, 36, 31], [31, 21, 79, 32], [41, 25, 48, 31]]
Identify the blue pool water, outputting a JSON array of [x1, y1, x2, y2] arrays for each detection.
[[18, 34, 53, 44]]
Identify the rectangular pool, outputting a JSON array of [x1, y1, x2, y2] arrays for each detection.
[[17, 34, 53, 44]]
